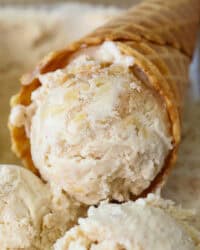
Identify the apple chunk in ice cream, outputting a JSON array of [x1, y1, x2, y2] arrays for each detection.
[[10, 42, 172, 205]]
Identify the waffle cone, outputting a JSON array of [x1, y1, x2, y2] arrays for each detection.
[[83, 0, 200, 57], [9, 0, 199, 196]]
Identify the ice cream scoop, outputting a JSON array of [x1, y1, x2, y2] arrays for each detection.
[[10, 42, 172, 205], [0, 164, 87, 250], [54, 194, 200, 250], [0, 164, 50, 249]]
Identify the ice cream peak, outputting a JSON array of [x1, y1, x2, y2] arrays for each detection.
[[10, 41, 172, 205], [54, 194, 200, 250]]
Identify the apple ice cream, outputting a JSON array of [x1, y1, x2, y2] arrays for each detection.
[[54, 194, 200, 250], [0, 164, 50, 249], [0, 164, 87, 250], [10, 41, 172, 205]]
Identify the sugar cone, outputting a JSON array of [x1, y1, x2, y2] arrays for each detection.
[[9, 0, 200, 196]]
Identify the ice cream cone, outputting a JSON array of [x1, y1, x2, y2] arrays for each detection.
[[9, 0, 200, 197]]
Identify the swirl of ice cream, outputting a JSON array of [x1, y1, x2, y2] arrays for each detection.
[[54, 194, 200, 250], [10, 41, 172, 205]]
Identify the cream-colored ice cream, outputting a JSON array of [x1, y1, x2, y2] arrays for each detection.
[[10, 41, 172, 205], [0, 164, 50, 250], [0, 164, 87, 250], [40, 185, 87, 250], [54, 194, 200, 250]]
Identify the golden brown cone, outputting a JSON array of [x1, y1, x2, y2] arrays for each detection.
[[83, 0, 200, 57], [9, 0, 199, 197]]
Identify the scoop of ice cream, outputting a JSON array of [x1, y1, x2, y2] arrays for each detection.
[[10, 41, 172, 205], [0, 164, 87, 250], [54, 194, 200, 250], [0, 164, 50, 249]]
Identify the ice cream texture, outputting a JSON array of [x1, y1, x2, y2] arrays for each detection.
[[0, 164, 50, 249], [10, 41, 172, 205], [0, 164, 87, 250], [54, 194, 200, 250], [40, 185, 87, 250]]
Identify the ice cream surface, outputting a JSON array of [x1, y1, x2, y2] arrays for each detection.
[[10, 41, 172, 205], [0, 164, 87, 250], [54, 194, 200, 250], [40, 185, 87, 250], [0, 164, 50, 249]]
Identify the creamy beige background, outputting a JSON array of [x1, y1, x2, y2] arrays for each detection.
[[0, 2, 200, 226], [0, 0, 141, 7]]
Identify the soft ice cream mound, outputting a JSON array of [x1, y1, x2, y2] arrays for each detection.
[[54, 194, 200, 250], [0, 164, 87, 250], [10, 42, 172, 205], [0, 164, 50, 249]]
